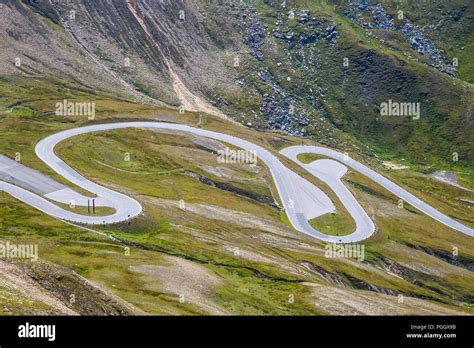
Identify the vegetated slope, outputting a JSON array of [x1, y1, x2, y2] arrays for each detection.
[[208, 0, 474, 167], [0, 74, 473, 315], [336, 0, 474, 83], [1, 0, 473, 167], [2, 0, 474, 317]]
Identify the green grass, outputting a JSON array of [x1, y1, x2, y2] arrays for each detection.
[[297, 153, 329, 164], [0, 191, 319, 315], [0, 76, 473, 315], [54, 202, 116, 216], [212, 266, 321, 315], [309, 212, 355, 236], [279, 210, 292, 228], [370, 168, 474, 227], [55, 129, 278, 220]]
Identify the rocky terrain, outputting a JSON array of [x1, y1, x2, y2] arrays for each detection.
[[1, 0, 473, 166], [0, 257, 141, 315], [0, 0, 473, 316]]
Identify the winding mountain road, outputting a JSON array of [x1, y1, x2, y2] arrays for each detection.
[[1, 122, 472, 242], [281, 145, 474, 239]]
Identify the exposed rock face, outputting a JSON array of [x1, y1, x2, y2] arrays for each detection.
[[273, 11, 338, 47], [258, 69, 309, 135], [244, 21, 267, 61], [1, 0, 472, 165], [186, 170, 280, 208], [345, 0, 456, 75], [235, 6, 337, 136], [403, 243, 474, 272]]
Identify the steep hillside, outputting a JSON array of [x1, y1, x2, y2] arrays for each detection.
[[0, 74, 473, 315], [206, 0, 473, 167], [0, 0, 156, 103], [1, 0, 472, 169], [0, 256, 141, 315]]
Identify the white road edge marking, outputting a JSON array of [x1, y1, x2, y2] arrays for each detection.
[[0, 122, 472, 243]]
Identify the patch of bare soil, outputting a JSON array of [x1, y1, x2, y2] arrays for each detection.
[[130, 255, 227, 315], [168, 67, 226, 119], [126, 0, 229, 120], [305, 283, 467, 315], [142, 196, 320, 277], [0, 260, 76, 315], [222, 245, 275, 263], [143, 196, 292, 237], [383, 161, 409, 170], [202, 165, 263, 181], [173, 131, 227, 153], [361, 193, 414, 219], [0, 256, 143, 316], [159, 196, 324, 253]]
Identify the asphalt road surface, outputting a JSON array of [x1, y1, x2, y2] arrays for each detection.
[[0, 122, 472, 242], [281, 145, 474, 240]]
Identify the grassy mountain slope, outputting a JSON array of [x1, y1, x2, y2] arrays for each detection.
[[2, 0, 472, 169], [0, 77, 473, 315], [0, 0, 473, 315]]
